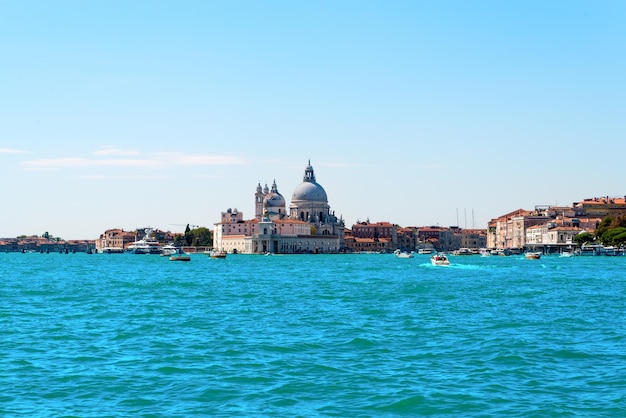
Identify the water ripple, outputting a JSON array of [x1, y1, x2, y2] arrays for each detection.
[[1, 253, 625, 416]]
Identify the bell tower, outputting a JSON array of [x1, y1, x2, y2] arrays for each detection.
[[255, 182, 265, 220]]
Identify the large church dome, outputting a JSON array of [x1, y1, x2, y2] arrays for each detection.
[[292, 181, 327, 202], [291, 161, 328, 202]]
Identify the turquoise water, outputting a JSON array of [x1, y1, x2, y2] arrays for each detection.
[[1, 253, 625, 417]]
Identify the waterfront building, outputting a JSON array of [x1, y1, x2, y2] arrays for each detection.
[[348, 221, 397, 252], [397, 227, 418, 252], [344, 235, 392, 253], [573, 196, 626, 218], [510, 213, 549, 249], [458, 228, 487, 249], [0, 236, 95, 253], [525, 224, 543, 246], [95, 228, 176, 253], [214, 161, 345, 254], [417, 226, 456, 252], [544, 225, 584, 247], [488, 201, 605, 251], [525, 223, 585, 253], [95, 228, 136, 252], [487, 209, 541, 250]]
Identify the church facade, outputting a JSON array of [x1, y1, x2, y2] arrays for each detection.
[[214, 161, 345, 254]]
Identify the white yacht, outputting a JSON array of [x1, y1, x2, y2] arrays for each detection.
[[128, 229, 162, 254]]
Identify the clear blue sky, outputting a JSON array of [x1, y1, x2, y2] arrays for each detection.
[[1, 1, 625, 239]]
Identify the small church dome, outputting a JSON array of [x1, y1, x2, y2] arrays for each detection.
[[264, 180, 286, 208]]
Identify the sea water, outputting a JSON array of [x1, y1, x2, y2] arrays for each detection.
[[1, 253, 624, 417]]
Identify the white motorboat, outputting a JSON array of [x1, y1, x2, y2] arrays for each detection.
[[160, 243, 177, 256], [207, 249, 227, 259], [394, 249, 414, 258], [453, 248, 473, 256], [431, 254, 450, 266]]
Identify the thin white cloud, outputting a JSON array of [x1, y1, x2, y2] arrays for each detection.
[[155, 152, 247, 165], [22, 158, 160, 169], [82, 174, 168, 180], [320, 161, 366, 168], [93, 146, 140, 156], [0, 148, 28, 154], [191, 174, 222, 179], [21, 152, 247, 170]]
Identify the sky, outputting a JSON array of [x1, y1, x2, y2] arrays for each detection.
[[1, 0, 625, 240]]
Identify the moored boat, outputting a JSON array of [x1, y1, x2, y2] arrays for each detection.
[[102, 247, 125, 254], [394, 249, 414, 258], [525, 252, 541, 260], [160, 243, 177, 256], [169, 247, 191, 261], [453, 247, 473, 256], [129, 229, 162, 254], [207, 249, 227, 259]]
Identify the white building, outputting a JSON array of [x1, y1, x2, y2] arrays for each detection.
[[214, 161, 345, 254]]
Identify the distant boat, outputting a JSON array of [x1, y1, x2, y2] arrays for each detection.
[[160, 243, 177, 257], [580, 244, 605, 256], [525, 252, 541, 260], [431, 254, 450, 266], [417, 248, 434, 255], [169, 247, 191, 262], [453, 248, 473, 256], [394, 249, 414, 258], [207, 250, 227, 259], [102, 247, 125, 254], [129, 229, 161, 254]]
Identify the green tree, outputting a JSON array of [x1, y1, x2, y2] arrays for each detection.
[[601, 227, 626, 246], [573, 232, 594, 247], [609, 214, 626, 229], [184, 224, 193, 245], [594, 215, 613, 239], [186, 227, 213, 247], [613, 230, 626, 247]]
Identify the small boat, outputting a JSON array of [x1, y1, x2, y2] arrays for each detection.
[[394, 249, 414, 258], [417, 248, 434, 255], [208, 250, 227, 259], [160, 243, 177, 256], [102, 247, 125, 254], [169, 247, 191, 261], [525, 252, 541, 260], [431, 254, 450, 266], [453, 247, 473, 256]]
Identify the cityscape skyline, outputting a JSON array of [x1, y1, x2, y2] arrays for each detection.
[[2, 1, 625, 239]]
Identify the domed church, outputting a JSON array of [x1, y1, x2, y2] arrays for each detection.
[[215, 161, 345, 254]]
